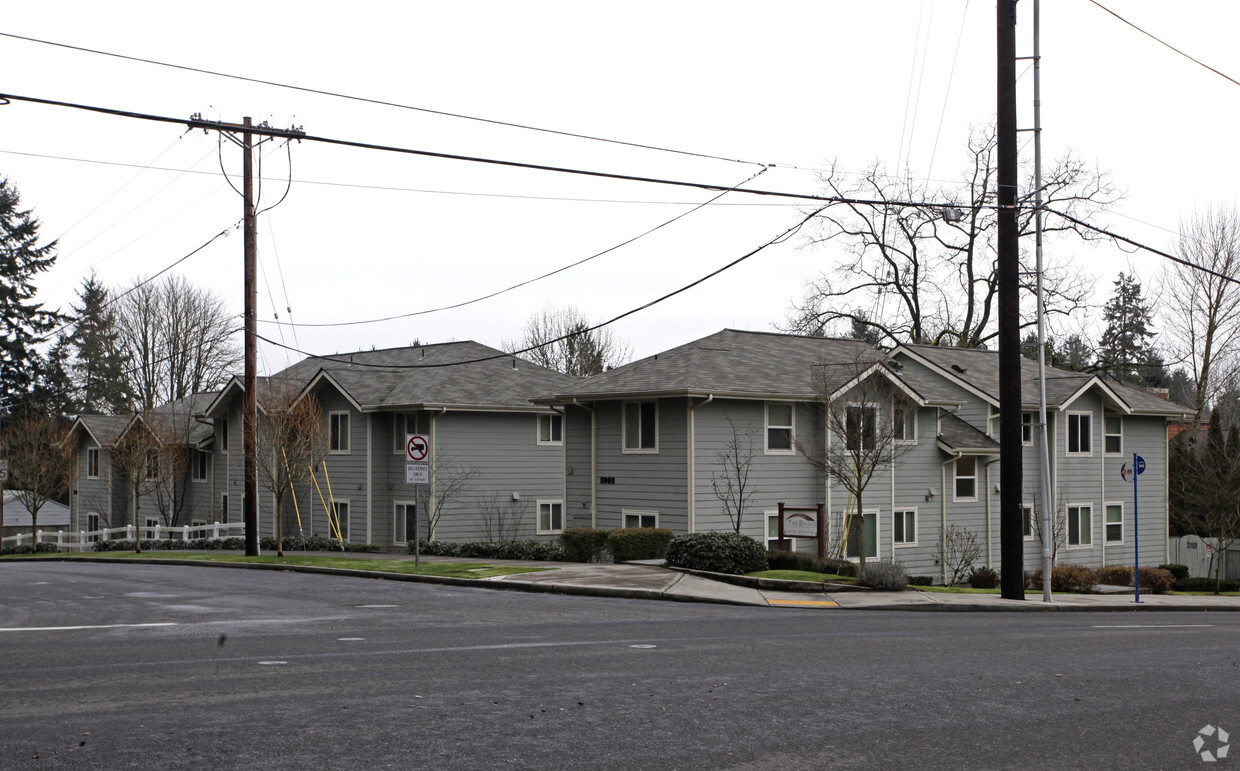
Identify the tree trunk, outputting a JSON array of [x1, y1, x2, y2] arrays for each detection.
[[275, 493, 284, 557]]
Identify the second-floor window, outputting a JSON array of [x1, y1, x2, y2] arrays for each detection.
[[219, 418, 229, 454], [894, 401, 917, 442], [1067, 413, 1092, 454], [766, 402, 794, 453], [623, 401, 657, 452], [538, 414, 563, 445], [845, 405, 877, 452], [86, 448, 100, 479], [954, 456, 977, 500], [330, 412, 350, 453], [1104, 416, 1123, 454], [192, 450, 209, 481], [1022, 412, 1033, 445]]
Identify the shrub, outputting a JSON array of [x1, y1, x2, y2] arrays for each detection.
[[607, 528, 674, 562], [968, 566, 998, 589], [1095, 565, 1134, 587], [0, 543, 56, 555], [908, 575, 935, 586], [856, 560, 908, 591], [1029, 565, 1099, 593], [1137, 567, 1175, 594], [1174, 576, 1240, 593], [1159, 563, 1190, 581], [560, 528, 611, 563], [93, 537, 245, 552], [764, 549, 856, 577], [413, 539, 565, 562], [665, 532, 767, 575]]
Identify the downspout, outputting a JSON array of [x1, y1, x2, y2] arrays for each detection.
[[572, 399, 596, 529], [1100, 407, 1106, 567], [941, 454, 958, 585], [552, 405, 567, 525], [985, 457, 1001, 570], [688, 395, 714, 534], [366, 414, 373, 545]]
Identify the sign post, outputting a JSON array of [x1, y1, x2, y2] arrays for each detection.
[[1121, 454, 1146, 603], [406, 435, 430, 565]]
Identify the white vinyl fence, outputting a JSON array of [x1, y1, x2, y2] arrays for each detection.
[[1167, 535, 1240, 580], [2, 521, 247, 553]]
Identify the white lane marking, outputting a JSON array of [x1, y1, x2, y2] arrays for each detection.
[[0, 622, 177, 633], [629, 644, 657, 649], [257, 661, 288, 665], [1091, 624, 1216, 629], [355, 604, 398, 608], [338, 637, 366, 641]]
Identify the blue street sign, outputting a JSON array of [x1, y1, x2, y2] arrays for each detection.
[[1135, 454, 1146, 475]]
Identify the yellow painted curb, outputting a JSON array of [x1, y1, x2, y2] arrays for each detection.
[[767, 598, 839, 607]]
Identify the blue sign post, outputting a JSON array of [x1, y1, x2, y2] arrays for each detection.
[[1131, 454, 1145, 603]]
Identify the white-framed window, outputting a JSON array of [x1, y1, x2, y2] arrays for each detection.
[[1105, 503, 1124, 543], [1067, 412, 1092, 455], [893, 401, 917, 443], [144, 517, 160, 539], [329, 412, 351, 453], [623, 401, 657, 453], [766, 510, 797, 551], [219, 418, 229, 454], [1021, 412, 1033, 445], [220, 494, 229, 524], [954, 456, 978, 501], [845, 405, 877, 452], [332, 500, 350, 541], [1022, 504, 1035, 539], [538, 413, 563, 445], [1104, 416, 1123, 455], [844, 510, 878, 560], [893, 509, 917, 545], [1067, 503, 1092, 546], [86, 447, 100, 479], [191, 450, 210, 481], [623, 510, 658, 529], [394, 500, 416, 545], [86, 513, 101, 541], [765, 402, 794, 453], [537, 500, 564, 534], [393, 413, 421, 454]]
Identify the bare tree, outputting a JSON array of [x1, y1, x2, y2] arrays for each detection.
[[423, 456, 478, 541], [937, 524, 982, 585], [1029, 487, 1067, 565], [503, 305, 631, 376], [114, 275, 241, 411], [1, 409, 73, 539], [255, 379, 327, 557], [110, 413, 188, 552], [478, 491, 525, 543], [710, 417, 759, 534], [784, 125, 1115, 347], [1162, 207, 1240, 418]]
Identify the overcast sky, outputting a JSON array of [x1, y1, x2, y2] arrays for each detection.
[[4, 1, 1239, 375]]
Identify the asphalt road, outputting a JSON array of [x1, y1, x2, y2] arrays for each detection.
[[0, 561, 1236, 769]]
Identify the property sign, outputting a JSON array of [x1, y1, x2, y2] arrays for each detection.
[[784, 510, 819, 538], [1119, 455, 1146, 482], [406, 434, 430, 463], [0, 459, 8, 483], [406, 463, 429, 485]]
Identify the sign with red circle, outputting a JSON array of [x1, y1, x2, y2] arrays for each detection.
[[406, 434, 429, 462]]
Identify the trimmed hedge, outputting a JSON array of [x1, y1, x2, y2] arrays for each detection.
[[1137, 567, 1175, 594], [607, 527, 674, 562], [1029, 565, 1099, 593], [260, 536, 380, 553], [857, 560, 908, 591], [560, 528, 611, 563], [665, 532, 767, 575], [908, 575, 935, 587], [764, 549, 857, 577], [93, 537, 246, 552], [413, 539, 566, 562], [1174, 576, 1240, 593], [1159, 563, 1190, 581], [0, 542, 58, 555], [1095, 565, 1134, 587]]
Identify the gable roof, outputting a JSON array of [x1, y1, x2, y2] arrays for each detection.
[[540, 329, 963, 404], [893, 343, 1192, 418], [69, 414, 132, 448], [937, 410, 1001, 455]]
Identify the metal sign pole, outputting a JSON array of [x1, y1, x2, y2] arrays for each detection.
[[1133, 452, 1141, 603]]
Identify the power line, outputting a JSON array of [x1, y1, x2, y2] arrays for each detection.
[[1086, 0, 1240, 89], [256, 204, 829, 370], [0, 31, 765, 168], [259, 167, 771, 329]]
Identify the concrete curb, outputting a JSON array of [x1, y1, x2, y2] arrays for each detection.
[[667, 565, 871, 593]]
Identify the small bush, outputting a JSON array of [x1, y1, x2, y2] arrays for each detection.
[[1174, 576, 1240, 593], [665, 532, 767, 575], [413, 539, 565, 562], [764, 549, 856, 577], [968, 566, 999, 589], [93, 537, 245, 552], [1, 543, 57, 555], [1159, 563, 1190, 581], [607, 528, 674, 562], [560, 528, 611, 563], [856, 560, 908, 591], [1137, 567, 1175, 594], [1030, 565, 1099, 593], [908, 575, 934, 586], [1095, 565, 1134, 587]]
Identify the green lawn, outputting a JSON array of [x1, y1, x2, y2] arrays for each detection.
[[7, 552, 550, 580], [748, 569, 853, 583]]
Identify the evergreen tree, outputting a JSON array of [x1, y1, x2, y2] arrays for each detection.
[[1097, 273, 1158, 383], [70, 273, 130, 414], [28, 333, 78, 419], [0, 177, 62, 412]]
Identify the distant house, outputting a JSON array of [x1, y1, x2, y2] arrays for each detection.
[[538, 329, 1192, 582], [2, 492, 70, 538]]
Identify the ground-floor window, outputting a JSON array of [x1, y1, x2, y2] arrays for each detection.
[[394, 501, 415, 545], [1105, 503, 1123, 543], [333, 500, 350, 541], [220, 494, 229, 524], [893, 509, 916, 545], [144, 518, 160, 539], [1068, 504, 1092, 546], [537, 500, 564, 534], [623, 510, 657, 529], [86, 513, 100, 541], [844, 510, 878, 560], [766, 511, 797, 551], [1022, 504, 1034, 539]]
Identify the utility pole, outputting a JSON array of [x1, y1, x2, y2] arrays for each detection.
[[187, 114, 304, 557], [996, 0, 1025, 600]]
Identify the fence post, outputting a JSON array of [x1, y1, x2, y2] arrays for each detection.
[[127, 524, 134, 541], [213, 522, 220, 539]]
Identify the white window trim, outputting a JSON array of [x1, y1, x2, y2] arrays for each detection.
[[86, 447, 100, 479], [191, 450, 209, 482], [1103, 415, 1123, 456], [1066, 502, 1093, 548], [393, 499, 416, 545], [393, 413, 419, 455], [953, 456, 979, 502], [893, 508, 917, 546], [333, 498, 351, 542], [894, 400, 917, 444], [622, 509, 659, 529], [1066, 411, 1093, 456], [1021, 412, 1033, 446], [1104, 501, 1124, 545], [219, 418, 230, 454], [622, 401, 658, 454], [1021, 503, 1036, 541], [329, 411, 351, 454], [537, 413, 564, 446], [536, 499, 565, 535], [765, 509, 797, 551], [843, 509, 880, 562], [764, 401, 796, 455], [844, 403, 878, 452]]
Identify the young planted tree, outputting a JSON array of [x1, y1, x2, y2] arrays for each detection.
[[255, 381, 327, 556], [937, 524, 982, 586], [710, 417, 759, 534], [423, 457, 478, 542], [1, 408, 73, 540], [477, 491, 525, 543], [110, 414, 188, 552]]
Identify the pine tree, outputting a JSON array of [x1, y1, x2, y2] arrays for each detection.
[[70, 273, 130, 414], [1097, 273, 1158, 384], [28, 333, 78, 418], [0, 177, 62, 413]]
